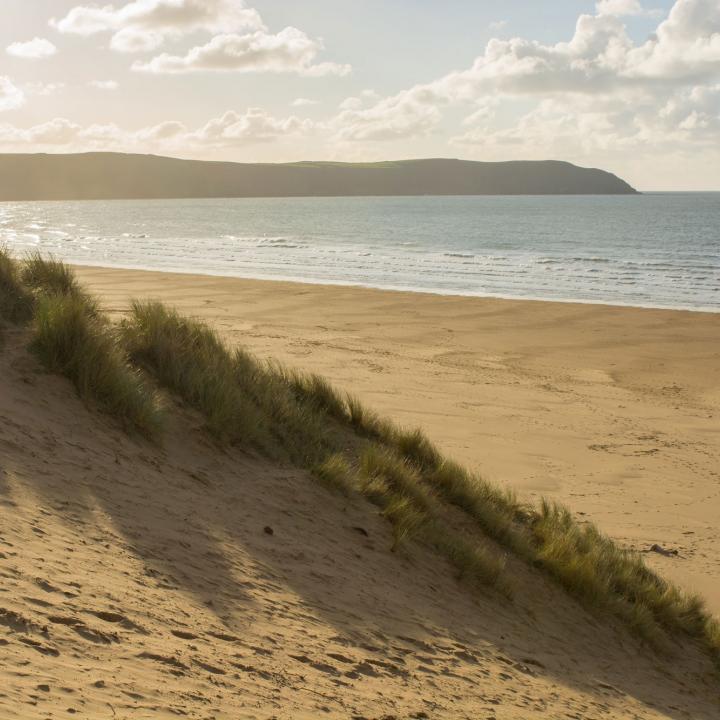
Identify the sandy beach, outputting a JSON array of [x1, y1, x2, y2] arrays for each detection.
[[74, 265, 720, 614]]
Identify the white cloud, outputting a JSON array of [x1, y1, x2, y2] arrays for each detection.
[[191, 108, 318, 144], [52, 0, 264, 52], [0, 77, 25, 112], [52, 1, 349, 77], [595, 0, 664, 17], [132, 27, 351, 76], [88, 80, 120, 90], [623, 0, 720, 81], [0, 108, 318, 151], [596, 0, 646, 16], [6, 37, 58, 60], [328, 0, 720, 147], [488, 20, 508, 33], [452, 0, 720, 93], [292, 97, 319, 107], [0, 117, 81, 145], [333, 86, 442, 141], [337, 89, 380, 111], [135, 119, 187, 141], [25, 82, 66, 97], [452, 84, 720, 159], [110, 27, 165, 53]]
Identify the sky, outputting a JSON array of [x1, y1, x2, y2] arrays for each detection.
[[1, 0, 719, 190]]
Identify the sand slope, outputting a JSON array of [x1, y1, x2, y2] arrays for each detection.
[[74, 267, 720, 615], [0, 324, 718, 719]]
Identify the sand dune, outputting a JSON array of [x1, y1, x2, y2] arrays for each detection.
[[74, 266, 720, 616], [1, 322, 718, 719]]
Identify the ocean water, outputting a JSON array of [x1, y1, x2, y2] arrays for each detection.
[[0, 193, 718, 312]]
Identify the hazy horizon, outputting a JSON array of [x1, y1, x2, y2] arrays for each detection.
[[2, 1, 720, 191]]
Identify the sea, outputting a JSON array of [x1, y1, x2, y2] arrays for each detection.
[[0, 193, 718, 312]]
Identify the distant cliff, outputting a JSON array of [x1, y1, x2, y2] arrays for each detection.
[[0, 153, 638, 200]]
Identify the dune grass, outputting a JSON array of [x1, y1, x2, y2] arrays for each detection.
[[357, 445, 508, 591], [31, 293, 164, 438], [121, 300, 267, 447], [117, 296, 720, 658], [121, 300, 343, 464], [120, 299, 511, 593], [0, 247, 34, 325], [17, 254, 163, 438], [4, 252, 718, 661], [120, 301, 720, 654], [312, 453, 354, 494], [532, 501, 720, 651], [22, 252, 83, 297], [272, 365, 349, 424], [234, 344, 720, 656]]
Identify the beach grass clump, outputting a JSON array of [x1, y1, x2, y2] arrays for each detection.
[[357, 445, 507, 588], [32, 292, 164, 438], [312, 453, 354, 494], [273, 365, 349, 423], [21, 252, 99, 314], [389, 427, 443, 471], [531, 501, 718, 650], [359, 445, 434, 516], [234, 355, 338, 466], [0, 246, 34, 325], [122, 301, 351, 466], [423, 459, 531, 556], [357, 453, 431, 548], [121, 300, 266, 447], [324, 380, 720, 650], [337, 398, 531, 556], [346, 393, 395, 440], [426, 524, 508, 593], [22, 251, 81, 296]]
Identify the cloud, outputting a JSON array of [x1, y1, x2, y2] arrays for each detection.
[[623, 0, 720, 81], [332, 86, 443, 141], [0, 117, 82, 145], [453, 0, 720, 93], [452, 84, 720, 158], [488, 20, 508, 33], [338, 90, 380, 111], [110, 27, 166, 53], [52, 1, 349, 77], [191, 108, 318, 143], [88, 80, 120, 90], [132, 27, 351, 76], [52, 0, 264, 52], [25, 82, 66, 97], [327, 0, 720, 147], [0, 77, 24, 111], [135, 119, 187, 141], [6, 37, 58, 60], [0, 108, 318, 152], [292, 97, 319, 107], [595, 0, 646, 16]]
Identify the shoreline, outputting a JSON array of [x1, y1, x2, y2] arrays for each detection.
[[74, 264, 720, 613], [68, 259, 719, 314]]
